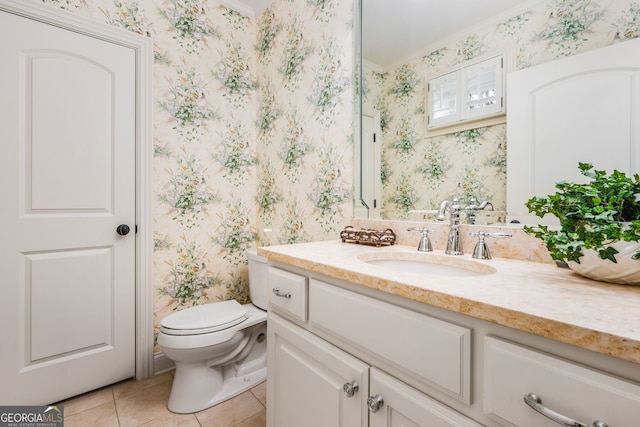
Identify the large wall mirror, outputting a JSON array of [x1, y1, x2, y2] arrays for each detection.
[[356, 0, 640, 226]]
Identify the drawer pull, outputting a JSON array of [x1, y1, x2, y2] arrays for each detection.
[[343, 381, 359, 398], [272, 288, 291, 299], [524, 393, 609, 427], [367, 394, 384, 413]]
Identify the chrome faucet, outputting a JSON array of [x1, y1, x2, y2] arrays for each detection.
[[437, 198, 464, 255], [465, 198, 494, 225]]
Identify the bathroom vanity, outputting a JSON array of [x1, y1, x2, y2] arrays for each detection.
[[259, 240, 640, 427]]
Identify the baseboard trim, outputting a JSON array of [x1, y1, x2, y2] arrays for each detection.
[[153, 352, 175, 376]]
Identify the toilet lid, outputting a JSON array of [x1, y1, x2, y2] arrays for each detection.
[[160, 300, 249, 336]]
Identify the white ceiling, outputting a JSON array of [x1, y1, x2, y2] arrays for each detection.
[[362, 0, 536, 69]]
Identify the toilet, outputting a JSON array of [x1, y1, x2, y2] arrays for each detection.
[[157, 248, 269, 414]]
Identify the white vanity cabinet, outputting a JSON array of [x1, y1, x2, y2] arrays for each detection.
[[266, 266, 481, 427], [265, 262, 640, 427]]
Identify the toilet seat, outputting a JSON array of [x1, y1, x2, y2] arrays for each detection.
[[160, 300, 248, 336]]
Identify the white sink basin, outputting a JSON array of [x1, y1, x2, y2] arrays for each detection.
[[358, 252, 496, 277]]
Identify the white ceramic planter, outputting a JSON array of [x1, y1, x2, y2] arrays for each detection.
[[567, 241, 640, 285]]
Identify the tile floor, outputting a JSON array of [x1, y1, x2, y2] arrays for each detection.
[[55, 373, 266, 427]]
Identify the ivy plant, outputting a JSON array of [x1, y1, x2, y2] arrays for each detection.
[[523, 163, 640, 264]]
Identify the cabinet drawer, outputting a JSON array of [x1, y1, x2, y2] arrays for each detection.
[[484, 335, 640, 426], [267, 267, 308, 323], [309, 279, 472, 403]]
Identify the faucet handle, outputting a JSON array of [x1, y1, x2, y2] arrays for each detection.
[[469, 231, 512, 259], [407, 227, 433, 252]]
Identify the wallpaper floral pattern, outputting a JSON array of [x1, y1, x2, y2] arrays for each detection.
[[40, 0, 355, 352], [37, 0, 640, 354], [363, 0, 640, 221]]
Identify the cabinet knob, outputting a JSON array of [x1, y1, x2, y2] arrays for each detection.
[[524, 393, 609, 427], [342, 381, 359, 398], [367, 394, 384, 413]]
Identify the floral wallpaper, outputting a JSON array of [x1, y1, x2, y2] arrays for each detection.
[[39, 0, 355, 352], [35, 0, 640, 355], [363, 0, 640, 221]]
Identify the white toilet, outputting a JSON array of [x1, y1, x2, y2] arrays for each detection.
[[157, 248, 269, 413]]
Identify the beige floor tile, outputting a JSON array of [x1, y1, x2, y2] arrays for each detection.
[[137, 411, 201, 426], [249, 381, 266, 406], [64, 400, 119, 427], [196, 391, 264, 427], [55, 375, 267, 426], [112, 372, 173, 400], [115, 380, 173, 427], [56, 386, 114, 417], [235, 409, 266, 427]]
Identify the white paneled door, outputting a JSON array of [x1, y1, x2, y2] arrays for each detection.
[[0, 9, 136, 404]]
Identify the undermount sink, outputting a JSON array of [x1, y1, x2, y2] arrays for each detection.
[[358, 252, 496, 277]]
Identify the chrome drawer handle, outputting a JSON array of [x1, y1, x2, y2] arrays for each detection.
[[272, 288, 291, 299], [524, 393, 609, 427]]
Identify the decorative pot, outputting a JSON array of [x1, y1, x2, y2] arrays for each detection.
[[567, 241, 640, 285]]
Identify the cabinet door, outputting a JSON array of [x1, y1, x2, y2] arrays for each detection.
[[267, 313, 369, 427], [369, 368, 482, 427]]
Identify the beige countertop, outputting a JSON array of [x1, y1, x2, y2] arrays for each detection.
[[258, 240, 640, 365]]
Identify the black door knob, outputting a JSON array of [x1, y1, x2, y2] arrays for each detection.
[[116, 224, 130, 236]]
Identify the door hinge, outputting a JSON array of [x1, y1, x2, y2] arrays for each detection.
[[135, 224, 138, 234], [373, 133, 376, 143]]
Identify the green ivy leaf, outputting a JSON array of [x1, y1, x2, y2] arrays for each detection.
[[524, 163, 640, 263]]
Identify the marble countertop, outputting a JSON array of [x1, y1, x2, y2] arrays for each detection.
[[258, 240, 640, 365]]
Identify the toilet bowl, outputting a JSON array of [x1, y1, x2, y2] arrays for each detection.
[[157, 248, 269, 413]]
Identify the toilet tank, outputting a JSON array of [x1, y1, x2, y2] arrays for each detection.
[[246, 248, 268, 310]]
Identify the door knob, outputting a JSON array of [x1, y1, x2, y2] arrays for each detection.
[[116, 224, 130, 236]]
